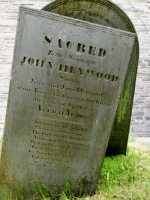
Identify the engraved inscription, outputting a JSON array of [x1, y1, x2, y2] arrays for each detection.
[[29, 78, 103, 97], [16, 83, 112, 106], [47, 50, 96, 65], [59, 63, 118, 82], [38, 105, 88, 119], [20, 56, 52, 69], [46, 36, 107, 57], [20, 56, 119, 83], [29, 119, 91, 164], [44, 36, 52, 45]]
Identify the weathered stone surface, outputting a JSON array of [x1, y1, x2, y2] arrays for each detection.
[[0, 6, 135, 196], [0, 0, 150, 147], [42, 0, 139, 156], [1, 0, 150, 147]]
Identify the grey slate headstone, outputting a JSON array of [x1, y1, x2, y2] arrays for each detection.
[[42, 0, 139, 156], [0, 6, 135, 197]]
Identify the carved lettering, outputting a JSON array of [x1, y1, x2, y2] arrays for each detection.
[[17, 83, 112, 106], [77, 43, 86, 53], [99, 48, 106, 57], [67, 54, 96, 65], [88, 46, 96, 55], [28, 78, 103, 97], [54, 37, 106, 57], [44, 36, 52, 45], [20, 56, 53, 70], [20, 56, 26, 64], [59, 64, 82, 76], [59, 63, 118, 82], [28, 118, 91, 164], [38, 105, 88, 119]]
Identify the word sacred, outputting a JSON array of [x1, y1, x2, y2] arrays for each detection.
[[44, 36, 106, 57]]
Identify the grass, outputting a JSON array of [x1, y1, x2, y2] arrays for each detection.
[[0, 139, 150, 200], [97, 147, 150, 199], [128, 134, 136, 142]]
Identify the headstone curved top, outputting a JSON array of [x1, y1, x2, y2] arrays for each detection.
[[42, 0, 139, 156]]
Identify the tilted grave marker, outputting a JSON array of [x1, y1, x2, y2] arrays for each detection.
[[42, 0, 139, 156], [0, 6, 135, 197]]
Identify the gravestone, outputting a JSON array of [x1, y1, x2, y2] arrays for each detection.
[[42, 0, 139, 156], [0, 6, 135, 197]]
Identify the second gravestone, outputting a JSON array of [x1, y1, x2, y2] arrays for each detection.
[[0, 6, 135, 197]]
